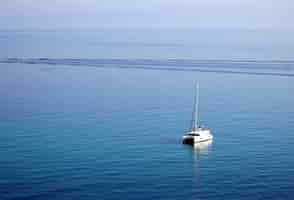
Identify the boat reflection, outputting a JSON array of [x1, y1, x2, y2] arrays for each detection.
[[191, 139, 213, 188], [193, 139, 213, 156]]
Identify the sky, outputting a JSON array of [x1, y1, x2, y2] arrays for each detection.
[[0, 0, 294, 30]]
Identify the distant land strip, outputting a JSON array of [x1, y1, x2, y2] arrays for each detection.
[[1, 58, 294, 77]]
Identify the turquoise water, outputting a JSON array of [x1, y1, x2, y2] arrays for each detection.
[[1, 30, 294, 199]]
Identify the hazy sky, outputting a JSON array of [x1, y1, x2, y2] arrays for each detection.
[[1, 0, 293, 29]]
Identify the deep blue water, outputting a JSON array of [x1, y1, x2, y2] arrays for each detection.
[[1, 30, 294, 199]]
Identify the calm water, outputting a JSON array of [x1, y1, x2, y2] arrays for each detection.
[[1, 30, 294, 199]]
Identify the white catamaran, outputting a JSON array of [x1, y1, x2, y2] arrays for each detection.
[[182, 83, 213, 144]]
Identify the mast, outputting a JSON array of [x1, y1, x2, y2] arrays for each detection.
[[195, 83, 199, 129], [191, 83, 199, 131]]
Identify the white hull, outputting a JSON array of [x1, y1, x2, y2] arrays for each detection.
[[182, 128, 213, 144]]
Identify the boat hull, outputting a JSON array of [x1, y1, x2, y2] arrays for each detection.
[[182, 136, 213, 145], [182, 129, 213, 145]]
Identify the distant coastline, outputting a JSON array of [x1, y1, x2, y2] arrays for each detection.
[[1, 58, 294, 77]]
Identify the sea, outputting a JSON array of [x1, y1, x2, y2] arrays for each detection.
[[0, 29, 294, 200]]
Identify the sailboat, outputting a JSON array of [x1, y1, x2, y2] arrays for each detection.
[[182, 83, 213, 145]]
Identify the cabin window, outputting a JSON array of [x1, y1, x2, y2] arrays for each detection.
[[188, 133, 200, 136]]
